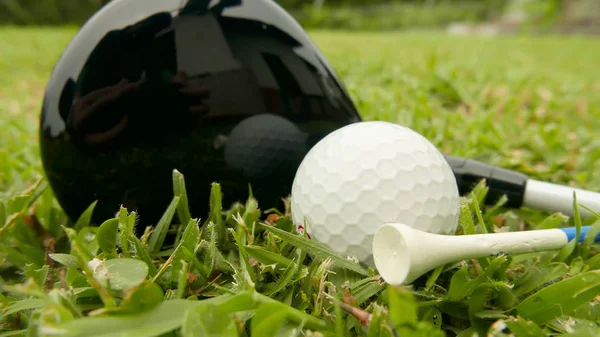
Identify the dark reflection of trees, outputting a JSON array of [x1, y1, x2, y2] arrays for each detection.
[[40, 0, 361, 229]]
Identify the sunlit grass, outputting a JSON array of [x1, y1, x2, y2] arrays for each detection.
[[1, 27, 600, 336]]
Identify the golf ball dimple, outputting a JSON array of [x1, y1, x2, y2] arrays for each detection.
[[291, 121, 460, 267], [225, 114, 308, 180]]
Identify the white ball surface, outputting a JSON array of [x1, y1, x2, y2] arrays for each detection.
[[291, 121, 460, 267]]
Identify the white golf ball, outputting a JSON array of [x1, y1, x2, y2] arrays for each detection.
[[291, 121, 460, 267]]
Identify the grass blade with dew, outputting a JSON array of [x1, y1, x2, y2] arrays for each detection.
[[90, 258, 149, 292], [77, 227, 100, 257]]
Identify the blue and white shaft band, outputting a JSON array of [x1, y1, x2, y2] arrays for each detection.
[[559, 226, 600, 243]]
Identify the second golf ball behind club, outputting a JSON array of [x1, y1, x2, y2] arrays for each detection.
[[291, 121, 461, 267]]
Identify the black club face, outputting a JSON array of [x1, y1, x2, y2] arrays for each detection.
[[39, 0, 362, 228]]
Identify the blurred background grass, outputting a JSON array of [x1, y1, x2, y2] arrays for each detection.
[[0, 0, 599, 34], [1, 0, 599, 196]]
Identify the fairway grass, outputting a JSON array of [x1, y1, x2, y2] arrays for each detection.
[[1, 27, 600, 336]]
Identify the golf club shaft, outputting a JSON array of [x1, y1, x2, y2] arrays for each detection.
[[445, 155, 600, 218], [524, 180, 600, 218]]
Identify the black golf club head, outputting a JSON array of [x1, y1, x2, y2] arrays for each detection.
[[39, 0, 362, 229]]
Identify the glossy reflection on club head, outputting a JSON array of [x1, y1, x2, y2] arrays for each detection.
[[39, 0, 362, 229]]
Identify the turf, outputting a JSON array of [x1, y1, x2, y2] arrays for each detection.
[[2, 26, 600, 336]]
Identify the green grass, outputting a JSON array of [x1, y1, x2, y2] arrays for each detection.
[[0, 26, 77, 196], [2, 26, 600, 336], [291, 2, 494, 31]]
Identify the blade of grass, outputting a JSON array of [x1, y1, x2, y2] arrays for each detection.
[[254, 292, 328, 331], [470, 193, 488, 234], [171, 219, 200, 284], [245, 245, 295, 270], [148, 196, 180, 254], [263, 250, 300, 296], [573, 191, 583, 257], [172, 170, 192, 228], [48, 253, 80, 269], [517, 270, 600, 324], [43, 299, 202, 337], [459, 198, 489, 270], [180, 246, 208, 284], [366, 304, 388, 337], [130, 235, 158, 278], [0, 330, 27, 337], [181, 303, 239, 337], [251, 302, 288, 337], [0, 299, 44, 319], [73, 201, 97, 231], [504, 317, 553, 336], [0, 201, 5, 225], [175, 260, 189, 299], [207, 183, 224, 248], [117, 208, 136, 258], [6, 178, 47, 215], [96, 218, 119, 260], [229, 227, 256, 289], [353, 280, 385, 306], [259, 223, 368, 276]]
